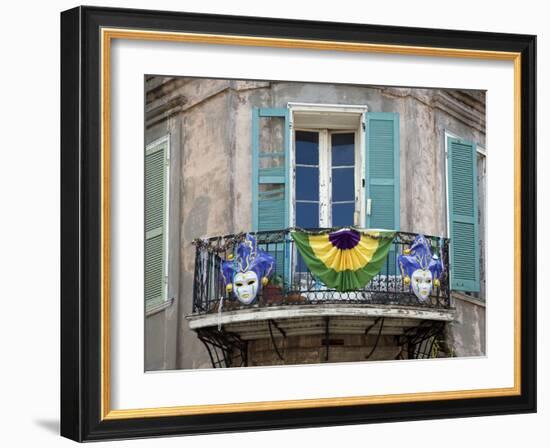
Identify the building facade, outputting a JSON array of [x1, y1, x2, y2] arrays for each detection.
[[144, 76, 486, 370]]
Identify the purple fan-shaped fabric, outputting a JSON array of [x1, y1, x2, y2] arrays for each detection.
[[328, 229, 361, 250]]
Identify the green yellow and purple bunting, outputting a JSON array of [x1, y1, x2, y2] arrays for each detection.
[[291, 228, 396, 292]]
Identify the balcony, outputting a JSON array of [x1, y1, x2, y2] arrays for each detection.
[[192, 229, 451, 310], [187, 229, 454, 367]]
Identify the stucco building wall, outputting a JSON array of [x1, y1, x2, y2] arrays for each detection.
[[144, 77, 486, 370]]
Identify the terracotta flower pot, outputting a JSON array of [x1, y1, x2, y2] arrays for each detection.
[[262, 284, 284, 305]]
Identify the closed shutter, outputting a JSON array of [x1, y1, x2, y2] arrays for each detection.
[[145, 138, 169, 311], [366, 112, 400, 274], [447, 137, 480, 292]]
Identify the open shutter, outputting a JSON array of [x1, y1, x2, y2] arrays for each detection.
[[145, 139, 169, 311], [447, 137, 480, 292], [366, 112, 400, 274], [252, 108, 290, 231], [252, 108, 290, 278]]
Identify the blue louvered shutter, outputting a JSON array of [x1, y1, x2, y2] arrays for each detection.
[[252, 108, 290, 231], [366, 112, 400, 274], [145, 139, 169, 312], [252, 108, 290, 278], [448, 137, 480, 292]]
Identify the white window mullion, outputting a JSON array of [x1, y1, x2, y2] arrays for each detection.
[[327, 130, 332, 227], [319, 130, 331, 227], [289, 123, 295, 227], [354, 128, 362, 227]]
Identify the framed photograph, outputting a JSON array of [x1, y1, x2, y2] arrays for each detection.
[[60, 5, 536, 441]]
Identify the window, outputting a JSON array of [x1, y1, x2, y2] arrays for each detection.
[[145, 135, 170, 314], [251, 105, 400, 275], [445, 132, 481, 293], [295, 130, 358, 228], [289, 104, 372, 231]]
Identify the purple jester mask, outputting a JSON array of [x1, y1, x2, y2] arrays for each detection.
[[398, 234, 443, 301], [221, 234, 275, 305]]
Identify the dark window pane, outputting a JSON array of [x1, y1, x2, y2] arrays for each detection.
[[296, 166, 319, 201], [332, 203, 355, 227], [331, 133, 355, 166], [296, 202, 319, 229], [332, 167, 354, 202], [296, 131, 319, 165]]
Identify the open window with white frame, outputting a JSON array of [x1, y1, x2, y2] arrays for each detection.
[[288, 103, 367, 229]]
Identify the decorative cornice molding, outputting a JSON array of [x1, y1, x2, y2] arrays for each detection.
[[381, 87, 486, 133], [145, 79, 486, 134], [433, 91, 486, 133], [145, 78, 271, 128]]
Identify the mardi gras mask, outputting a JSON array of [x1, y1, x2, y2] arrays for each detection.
[[233, 271, 259, 305], [411, 268, 433, 301], [221, 234, 275, 305], [398, 234, 443, 302]]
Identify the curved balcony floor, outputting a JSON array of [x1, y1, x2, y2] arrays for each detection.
[[187, 304, 455, 340]]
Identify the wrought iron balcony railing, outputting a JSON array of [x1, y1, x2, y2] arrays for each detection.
[[192, 229, 450, 314]]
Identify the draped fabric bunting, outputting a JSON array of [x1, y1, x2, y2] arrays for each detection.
[[291, 228, 396, 292]]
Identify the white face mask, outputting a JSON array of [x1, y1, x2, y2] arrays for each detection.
[[233, 271, 259, 305], [411, 269, 433, 301]]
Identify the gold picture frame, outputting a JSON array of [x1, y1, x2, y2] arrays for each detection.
[[61, 5, 536, 441]]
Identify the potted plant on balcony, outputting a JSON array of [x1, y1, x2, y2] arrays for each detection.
[[262, 274, 285, 306], [262, 274, 306, 306]]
